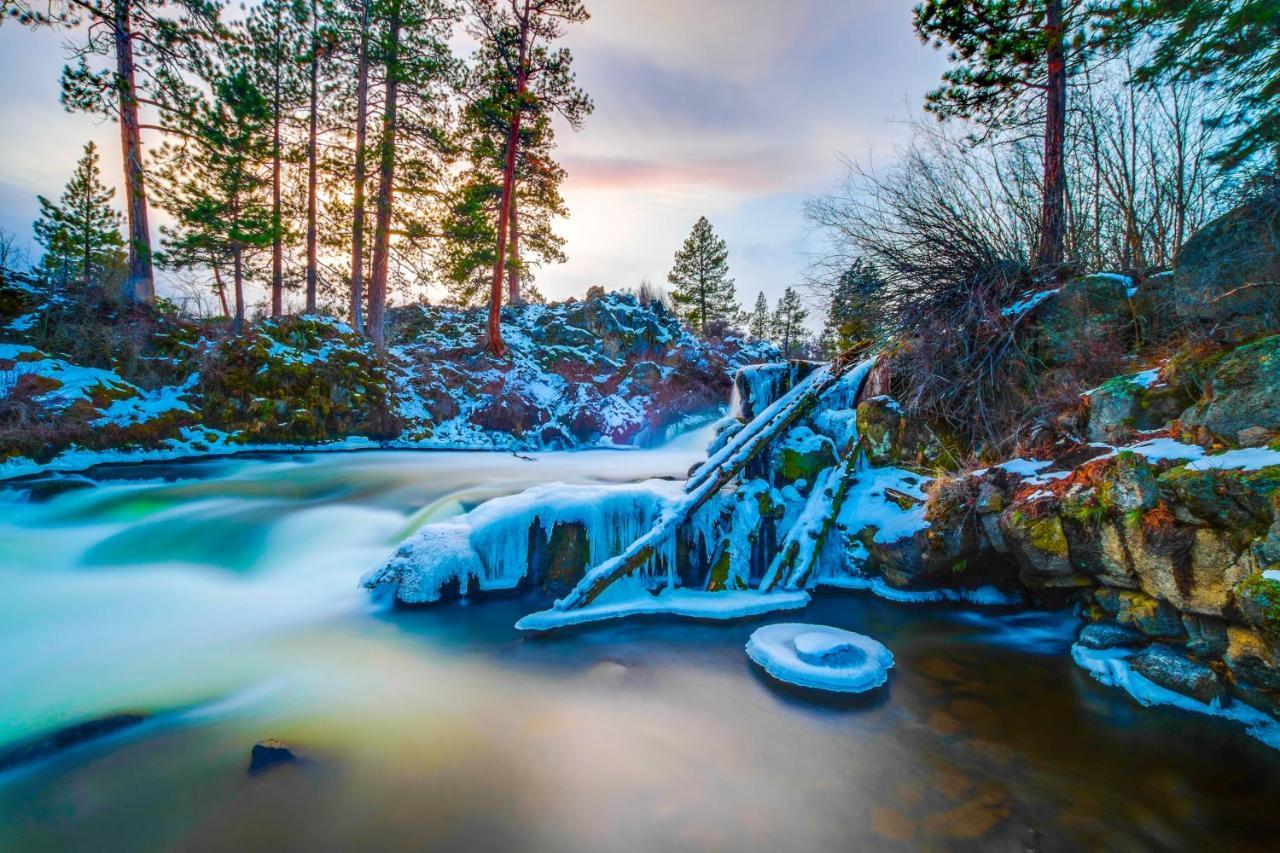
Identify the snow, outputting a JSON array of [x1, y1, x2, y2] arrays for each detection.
[[1072, 645, 1280, 750], [0, 344, 134, 410], [1185, 447, 1280, 472], [745, 623, 894, 693], [1101, 440, 1280, 471], [1000, 288, 1059, 318], [514, 588, 810, 631], [7, 313, 37, 332], [93, 375, 197, 427], [835, 465, 930, 545], [1084, 367, 1163, 396]]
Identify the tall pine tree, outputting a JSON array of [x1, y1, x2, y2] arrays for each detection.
[[914, 0, 1100, 272], [33, 141, 125, 289], [12, 0, 223, 305], [241, 0, 310, 317], [468, 0, 590, 356], [667, 216, 738, 335]]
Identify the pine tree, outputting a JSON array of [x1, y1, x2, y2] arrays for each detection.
[[1105, 0, 1280, 169], [12, 0, 223, 305], [364, 0, 458, 348], [468, 0, 591, 356], [771, 286, 808, 358], [667, 216, 738, 334], [914, 1, 1100, 272], [438, 14, 590, 308], [747, 291, 771, 341], [154, 69, 277, 330], [824, 259, 884, 353], [241, 0, 310, 317], [33, 141, 125, 289]]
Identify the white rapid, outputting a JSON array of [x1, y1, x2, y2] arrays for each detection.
[[0, 442, 713, 745]]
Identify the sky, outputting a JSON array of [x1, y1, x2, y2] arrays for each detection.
[[0, 0, 949, 314]]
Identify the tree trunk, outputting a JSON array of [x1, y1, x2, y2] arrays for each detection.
[[304, 0, 320, 314], [487, 2, 530, 357], [506, 193, 521, 304], [1036, 0, 1067, 273], [367, 0, 402, 350], [270, 33, 284, 318], [232, 244, 245, 333], [113, 1, 154, 305], [350, 0, 371, 333], [212, 263, 230, 318]]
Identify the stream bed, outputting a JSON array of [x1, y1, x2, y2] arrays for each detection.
[[1, 447, 1278, 851]]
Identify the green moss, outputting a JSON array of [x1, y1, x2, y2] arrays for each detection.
[[1239, 573, 1280, 647], [1027, 515, 1070, 557], [705, 542, 734, 593]]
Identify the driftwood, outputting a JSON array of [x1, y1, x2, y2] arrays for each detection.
[[554, 363, 849, 610]]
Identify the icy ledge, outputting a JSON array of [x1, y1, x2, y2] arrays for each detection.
[[515, 588, 810, 631], [1072, 645, 1280, 750], [746, 623, 894, 693]]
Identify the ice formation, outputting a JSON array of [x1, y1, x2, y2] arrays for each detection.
[[1073, 644, 1280, 749], [745, 623, 894, 693], [363, 479, 682, 604]]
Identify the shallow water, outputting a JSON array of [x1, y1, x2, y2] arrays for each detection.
[[1, 446, 1278, 852]]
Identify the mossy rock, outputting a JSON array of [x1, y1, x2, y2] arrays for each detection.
[[1238, 573, 1280, 649], [1159, 463, 1280, 533], [773, 427, 836, 489], [1178, 334, 1280, 443]]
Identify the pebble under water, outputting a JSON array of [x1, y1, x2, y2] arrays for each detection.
[[1, 447, 1279, 852]]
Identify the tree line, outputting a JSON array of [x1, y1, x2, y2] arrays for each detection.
[[5, 0, 591, 352]]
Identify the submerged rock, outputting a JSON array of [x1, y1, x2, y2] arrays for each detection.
[[0, 712, 149, 772], [249, 739, 298, 775]]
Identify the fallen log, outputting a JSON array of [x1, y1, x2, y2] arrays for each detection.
[[554, 364, 844, 611], [758, 435, 867, 593]]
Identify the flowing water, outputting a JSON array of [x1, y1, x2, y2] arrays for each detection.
[[1, 444, 1278, 851]]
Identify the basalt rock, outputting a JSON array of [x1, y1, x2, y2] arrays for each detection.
[[1172, 191, 1280, 343], [1129, 644, 1228, 706]]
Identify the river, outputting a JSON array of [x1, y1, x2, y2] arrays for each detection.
[[1, 444, 1278, 851]]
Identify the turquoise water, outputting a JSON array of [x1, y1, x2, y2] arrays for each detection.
[[1, 449, 1278, 851]]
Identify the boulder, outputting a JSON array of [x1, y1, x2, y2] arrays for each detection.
[[1093, 587, 1186, 640], [1224, 625, 1280, 693], [1177, 335, 1280, 443], [1129, 644, 1228, 706], [854, 395, 963, 470], [772, 426, 836, 490], [1172, 191, 1280, 342], [999, 507, 1086, 587], [1077, 621, 1147, 650], [1159, 463, 1280, 533], [1086, 372, 1192, 443], [1032, 274, 1136, 368]]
